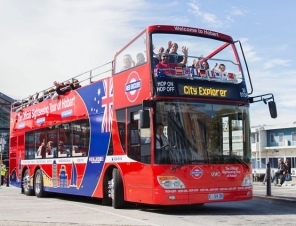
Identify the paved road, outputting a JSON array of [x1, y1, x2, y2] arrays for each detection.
[[1, 185, 296, 226]]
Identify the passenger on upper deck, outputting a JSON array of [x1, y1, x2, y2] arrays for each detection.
[[212, 63, 226, 73], [54, 81, 72, 95], [28, 92, 40, 106], [166, 41, 183, 63], [155, 47, 188, 75], [192, 59, 200, 69], [201, 61, 209, 70], [136, 53, 146, 66], [70, 78, 81, 90], [43, 88, 55, 101], [152, 46, 164, 66], [121, 54, 135, 71]]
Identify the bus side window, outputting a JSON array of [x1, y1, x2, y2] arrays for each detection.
[[116, 109, 126, 153], [127, 106, 151, 164], [127, 107, 141, 162]]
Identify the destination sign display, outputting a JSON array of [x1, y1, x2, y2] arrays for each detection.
[[178, 84, 233, 98], [154, 77, 248, 102]]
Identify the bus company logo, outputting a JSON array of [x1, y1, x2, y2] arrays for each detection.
[[211, 171, 221, 177], [125, 71, 141, 102], [89, 156, 104, 164], [190, 166, 203, 179], [61, 109, 73, 118], [17, 122, 25, 129], [36, 117, 45, 124]]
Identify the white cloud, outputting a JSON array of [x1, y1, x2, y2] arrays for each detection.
[[187, 2, 223, 28], [239, 38, 262, 62], [227, 16, 234, 22], [230, 7, 246, 16], [0, 0, 156, 100], [263, 59, 290, 69]]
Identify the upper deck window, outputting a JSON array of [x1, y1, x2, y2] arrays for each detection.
[[151, 33, 243, 84], [114, 31, 147, 74]]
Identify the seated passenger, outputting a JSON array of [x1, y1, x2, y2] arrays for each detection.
[[43, 88, 55, 101], [201, 61, 209, 70], [53, 81, 71, 95], [70, 78, 81, 90], [72, 146, 86, 156], [212, 63, 228, 79], [213, 63, 226, 73], [135, 53, 146, 66], [36, 140, 45, 158], [46, 141, 53, 155], [155, 123, 170, 164], [58, 141, 70, 156], [28, 92, 40, 106], [153, 46, 164, 64], [166, 41, 183, 63], [191, 59, 200, 69], [121, 54, 135, 71], [155, 47, 188, 75]]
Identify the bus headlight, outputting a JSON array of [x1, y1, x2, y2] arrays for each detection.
[[157, 176, 186, 189], [241, 174, 253, 186]]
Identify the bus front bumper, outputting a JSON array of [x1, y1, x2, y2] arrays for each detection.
[[153, 186, 253, 205]]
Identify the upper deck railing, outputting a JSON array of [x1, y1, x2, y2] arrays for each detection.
[[11, 61, 113, 113], [153, 54, 243, 83]]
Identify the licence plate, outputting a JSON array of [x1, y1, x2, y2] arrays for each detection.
[[208, 193, 224, 200]]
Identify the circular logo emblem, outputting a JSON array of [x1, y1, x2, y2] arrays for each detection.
[[125, 71, 141, 102], [190, 166, 203, 179]]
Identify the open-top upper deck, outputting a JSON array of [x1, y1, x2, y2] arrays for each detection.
[[12, 25, 248, 114]]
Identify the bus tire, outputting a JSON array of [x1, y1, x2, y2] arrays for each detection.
[[112, 168, 125, 209], [34, 169, 47, 198], [22, 169, 34, 196]]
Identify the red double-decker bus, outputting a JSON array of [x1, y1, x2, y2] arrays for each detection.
[[9, 25, 277, 208]]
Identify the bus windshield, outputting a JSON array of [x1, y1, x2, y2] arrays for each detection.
[[151, 33, 243, 83], [154, 100, 251, 165]]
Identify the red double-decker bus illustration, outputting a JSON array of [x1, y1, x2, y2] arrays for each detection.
[[9, 25, 277, 208]]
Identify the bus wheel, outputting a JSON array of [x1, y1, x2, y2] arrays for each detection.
[[22, 169, 34, 196], [111, 168, 125, 209], [34, 169, 47, 198], [102, 174, 112, 206]]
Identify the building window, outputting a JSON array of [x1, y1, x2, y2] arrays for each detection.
[[270, 133, 275, 143], [251, 133, 258, 143], [292, 132, 296, 141], [278, 133, 284, 142], [269, 158, 278, 168], [251, 133, 255, 143]]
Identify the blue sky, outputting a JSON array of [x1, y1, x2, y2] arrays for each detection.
[[0, 0, 295, 126]]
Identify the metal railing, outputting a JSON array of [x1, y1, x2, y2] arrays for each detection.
[[11, 61, 113, 112]]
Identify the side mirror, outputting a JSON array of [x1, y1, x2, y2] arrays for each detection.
[[268, 101, 277, 119], [139, 110, 150, 128]]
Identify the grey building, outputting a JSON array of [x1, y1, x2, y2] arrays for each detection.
[[251, 123, 296, 178]]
